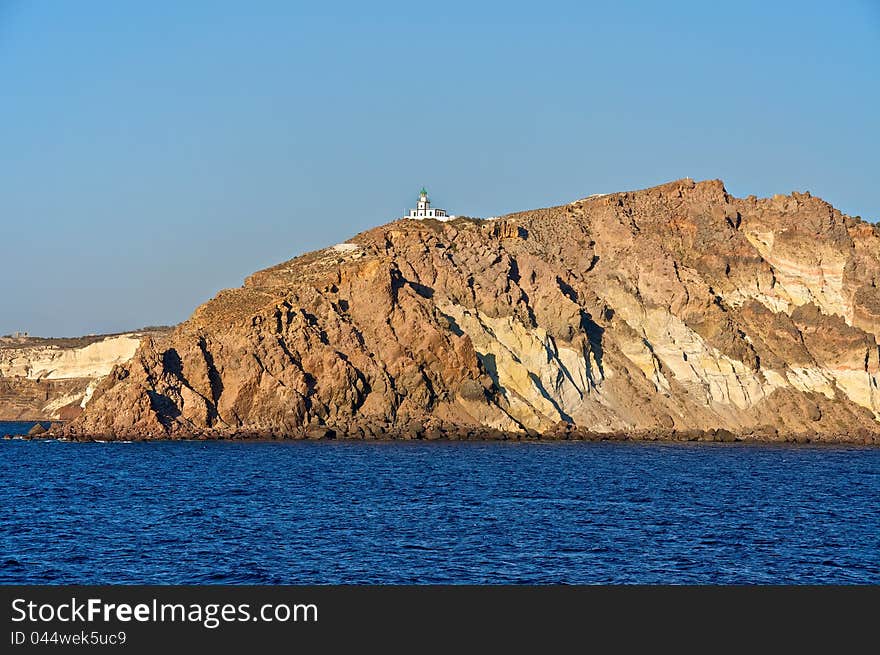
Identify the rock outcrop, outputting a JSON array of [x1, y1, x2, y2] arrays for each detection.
[[64, 180, 880, 442], [0, 330, 167, 420]]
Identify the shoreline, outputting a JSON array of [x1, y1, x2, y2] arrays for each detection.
[[4, 429, 879, 446]]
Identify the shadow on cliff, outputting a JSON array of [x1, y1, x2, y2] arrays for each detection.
[[556, 276, 606, 378], [149, 347, 224, 427]]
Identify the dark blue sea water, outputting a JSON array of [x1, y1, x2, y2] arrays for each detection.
[[1, 421, 878, 584]]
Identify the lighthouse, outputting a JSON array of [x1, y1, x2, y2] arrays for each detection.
[[405, 188, 452, 221]]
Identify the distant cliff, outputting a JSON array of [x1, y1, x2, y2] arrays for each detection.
[[0, 330, 168, 420], [64, 179, 880, 442]]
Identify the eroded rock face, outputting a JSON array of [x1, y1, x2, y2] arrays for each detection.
[[65, 179, 880, 441], [0, 332, 165, 420]]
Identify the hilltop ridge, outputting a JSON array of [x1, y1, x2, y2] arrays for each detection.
[[61, 179, 880, 442]]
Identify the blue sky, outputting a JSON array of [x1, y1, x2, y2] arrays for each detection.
[[2, 1, 878, 337]]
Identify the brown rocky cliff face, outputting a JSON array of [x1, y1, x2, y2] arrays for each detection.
[[0, 377, 85, 421], [65, 179, 880, 441]]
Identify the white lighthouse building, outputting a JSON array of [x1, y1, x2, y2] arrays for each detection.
[[405, 188, 453, 221]]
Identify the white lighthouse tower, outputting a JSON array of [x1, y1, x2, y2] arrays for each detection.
[[405, 187, 452, 221]]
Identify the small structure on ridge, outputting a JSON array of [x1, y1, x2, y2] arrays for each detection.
[[405, 188, 453, 221]]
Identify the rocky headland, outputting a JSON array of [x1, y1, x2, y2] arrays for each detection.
[[52, 179, 880, 443]]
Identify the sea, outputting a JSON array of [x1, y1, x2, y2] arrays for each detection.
[[1, 421, 878, 584]]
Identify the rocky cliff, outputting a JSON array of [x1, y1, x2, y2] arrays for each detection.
[[0, 331, 167, 420], [63, 179, 880, 442]]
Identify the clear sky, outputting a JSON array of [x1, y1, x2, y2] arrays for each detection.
[[2, 1, 878, 337]]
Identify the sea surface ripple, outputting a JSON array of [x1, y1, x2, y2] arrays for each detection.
[[1, 422, 878, 584]]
